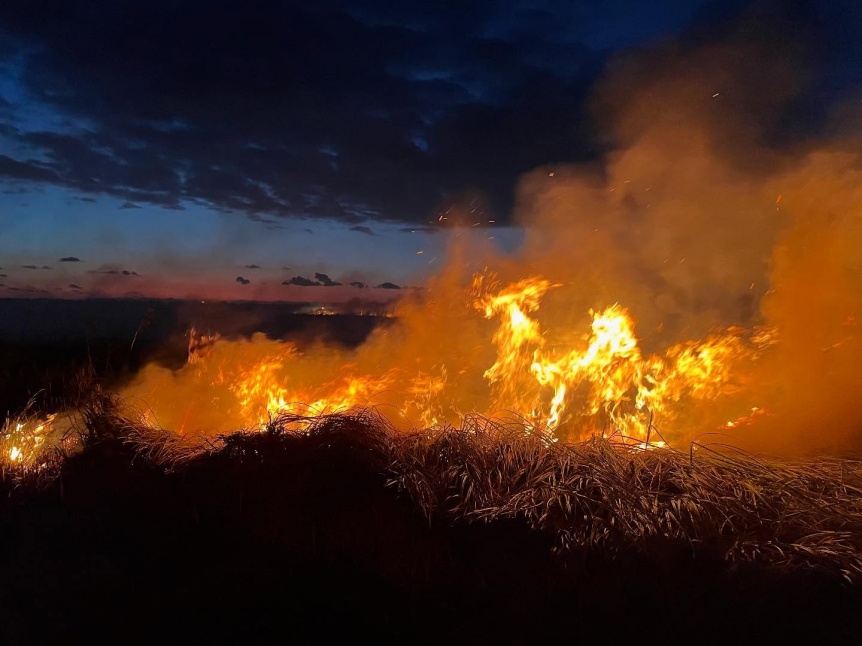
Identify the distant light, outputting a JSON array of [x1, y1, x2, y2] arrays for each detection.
[[712, 92, 720, 98]]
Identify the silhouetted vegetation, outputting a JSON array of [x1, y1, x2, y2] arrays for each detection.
[[2, 397, 861, 643]]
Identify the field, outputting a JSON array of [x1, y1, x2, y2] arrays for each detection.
[[2, 300, 862, 643]]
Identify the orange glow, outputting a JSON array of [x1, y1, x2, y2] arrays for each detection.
[[115, 271, 767, 448], [1, 413, 74, 469]]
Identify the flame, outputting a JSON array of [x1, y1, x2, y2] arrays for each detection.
[[473, 276, 760, 442], [1, 413, 70, 468], [127, 272, 759, 445]]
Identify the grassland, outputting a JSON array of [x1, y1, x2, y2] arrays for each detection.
[[2, 391, 862, 644], [2, 303, 861, 643]]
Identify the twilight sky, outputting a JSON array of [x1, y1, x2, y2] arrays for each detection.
[[0, 0, 860, 300]]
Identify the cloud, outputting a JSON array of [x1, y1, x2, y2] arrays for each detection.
[[59, 256, 81, 262], [243, 264, 261, 269], [349, 281, 366, 288], [349, 225, 375, 236], [314, 272, 342, 287], [88, 265, 139, 276], [284, 275, 319, 287], [376, 282, 401, 289], [0, 1, 613, 226], [68, 283, 81, 289], [0, 154, 59, 183], [119, 201, 141, 209], [21, 264, 51, 270], [235, 276, 250, 285]]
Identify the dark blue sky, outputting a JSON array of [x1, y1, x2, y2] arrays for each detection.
[[0, 0, 859, 299]]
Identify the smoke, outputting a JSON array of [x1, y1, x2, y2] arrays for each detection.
[[495, 3, 862, 453], [120, 1, 862, 454]]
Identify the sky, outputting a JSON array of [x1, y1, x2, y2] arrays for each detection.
[[0, 0, 860, 301]]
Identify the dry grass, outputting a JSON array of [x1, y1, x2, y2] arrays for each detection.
[[7, 397, 862, 581], [387, 417, 862, 580]]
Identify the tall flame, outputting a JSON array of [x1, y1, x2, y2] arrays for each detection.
[[471, 276, 757, 441]]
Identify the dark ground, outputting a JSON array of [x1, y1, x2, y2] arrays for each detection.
[[1, 299, 861, 644], [1, 426, 860, 645]]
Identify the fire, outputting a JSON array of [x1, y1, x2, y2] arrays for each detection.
[[474, 276, 760, 442], [116, 271, 764, 447], [475, 274, 553, 418], [1, 413, 73, 468]]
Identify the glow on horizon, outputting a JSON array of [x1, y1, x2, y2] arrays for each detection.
[[0, 184, 524, 300]]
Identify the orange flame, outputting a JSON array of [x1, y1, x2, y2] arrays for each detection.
[[126, 272, 763, 446]]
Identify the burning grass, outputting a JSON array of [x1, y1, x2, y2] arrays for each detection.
[[6, 395, 862, 582], [389, 418, 862, 580], [2, 393, 862, 642]]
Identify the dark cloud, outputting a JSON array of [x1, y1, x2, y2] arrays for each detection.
[[244, 264, 261, 269], [314, 272, 342, 287], [349, 281, 367, 288], [59, 256, 81, 262], [0, 0, 612, 225], [21, 264, 51, 270], [349, 225, 375, 236], [68, 283, 81, 289], [377, 282, 401, 289], [88, 266, 138, 276], [119, 201, 141, 209], [235, 276, 250, 285], [73, 196, 97, 203], [0, 154, 59, 183], [284, 276, 319, 287]]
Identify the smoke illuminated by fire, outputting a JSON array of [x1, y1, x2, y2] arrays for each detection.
[[6, 10, 862, 469], [109, 270, 772, 453], [107, 24, 862, 456]]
